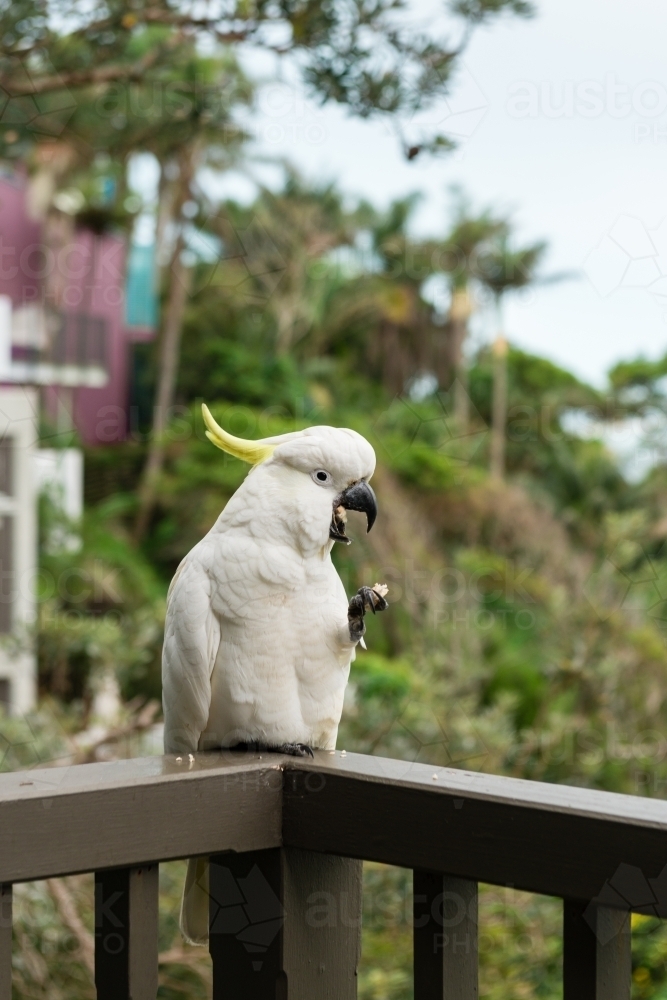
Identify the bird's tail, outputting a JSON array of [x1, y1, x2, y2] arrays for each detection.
[[180, 857, 210, 945]]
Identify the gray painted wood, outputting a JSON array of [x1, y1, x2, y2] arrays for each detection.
[[563, 900, 631, 1000], [282, 756, 667, 911], [129, 865, 159, 1000], [209, 848, 284, 1000], [414, 872, 478, 1000], [284, 752, 667, 829], [0, 745, 665, 945], [209, 848, 362, 1000], [95, 866, 159, 1000], [0, 753, 282, 883], [282, 850, 362, 999], [0, 884, 11, 1000]]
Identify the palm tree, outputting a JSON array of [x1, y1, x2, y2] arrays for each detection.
[[363, 197, 436, 395], [296, 194, 439, 396], [479, 236, 546, 479], [439, 193, 509, 429], [228, 170, 354, 358]]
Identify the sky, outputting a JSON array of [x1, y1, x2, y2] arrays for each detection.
[[209, 0, 667, 389]]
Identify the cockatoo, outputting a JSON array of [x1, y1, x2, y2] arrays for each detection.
[[162, 404, 388, 944]]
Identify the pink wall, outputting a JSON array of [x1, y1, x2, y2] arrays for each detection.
[[71, 230, 128, 445], [0, 172, 43, 306], [0, 173, 141, 445]]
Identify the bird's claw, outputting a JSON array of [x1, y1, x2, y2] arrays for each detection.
[[277, 743, 315, 757], [348, 583, 389, 641], [229, 741, 314, 757]]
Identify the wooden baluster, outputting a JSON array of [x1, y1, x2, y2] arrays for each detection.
[[209, 848, 363, 1000], [563, 900, 631, 1000], [0, 885, 11, 1000], [95, 865, 159, 1000], [413, 872, 478, 1000]]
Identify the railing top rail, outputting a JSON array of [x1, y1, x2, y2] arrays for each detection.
[[4, 748, 665, 829], [0, 751, 281, 804], [287, 751, 667, 830], [282, 752, 667, 913], [2, 749, 667, 911], [0, 754, 284, 884]]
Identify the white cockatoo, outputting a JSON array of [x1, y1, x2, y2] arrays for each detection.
[[163, 404, 388, 944]]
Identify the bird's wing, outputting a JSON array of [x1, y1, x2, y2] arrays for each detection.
[[162, 546, 221, 754]]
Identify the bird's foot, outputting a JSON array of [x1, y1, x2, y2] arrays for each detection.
[[274, 743, 315, 758], [348, 583, 389, 642], [228, 741, 314, 758]]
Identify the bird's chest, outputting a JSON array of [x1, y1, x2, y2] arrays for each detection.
[[216, 548, 345, 628]]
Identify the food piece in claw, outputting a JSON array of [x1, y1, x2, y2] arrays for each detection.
[[348, 582, 389, 641]]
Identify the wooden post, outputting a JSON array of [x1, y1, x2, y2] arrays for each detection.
[[0, 885, 11, 1000], [563, 900, 631, 1000], [413, 872, 478, 1000], [209, 848, 362, 1000], [95, 865, 159, 1000]]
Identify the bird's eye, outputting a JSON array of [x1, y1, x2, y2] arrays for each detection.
[[312, 469, 333, 486]]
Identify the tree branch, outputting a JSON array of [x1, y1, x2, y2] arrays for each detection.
[[46, 878, 95, 976], [0, 44, 162, 97], [75, 699, 161, 764]]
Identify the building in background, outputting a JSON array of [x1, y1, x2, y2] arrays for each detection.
[[33, 448, 83, 524], [0, 166, 156, 711], [0, 167, 157, 445], [34, 447, 83, 554], [0, 388, 38, 714]]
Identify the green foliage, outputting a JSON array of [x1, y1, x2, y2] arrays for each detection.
[[609, 354, 667, 392], [0, 0, 534, 168], [37, 494, 165, 703]]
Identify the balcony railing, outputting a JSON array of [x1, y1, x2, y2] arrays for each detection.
[[1, 749, 666, 999]]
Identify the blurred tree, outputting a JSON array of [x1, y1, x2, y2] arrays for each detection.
[[307, 195, 443, 395], [221, 170, 354, 356], [362, 196, 437, 395], [0, 27, 254, 537], [609, 353, 667, 413], [0, 0, 535, 161], [479, 235, 547, 478], [128, 44, 253, 539], [0, 0, 536, 536], [439, 191, 509, 428]]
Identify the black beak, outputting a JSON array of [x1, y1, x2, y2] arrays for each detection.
[[330, 480, 378, 544], [340, 480, 377, 532]]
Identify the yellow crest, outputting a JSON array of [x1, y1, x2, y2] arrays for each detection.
[[201, 404, 276, 465]]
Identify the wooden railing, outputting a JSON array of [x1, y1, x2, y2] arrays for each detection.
[[2, 749, 667, 999]]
